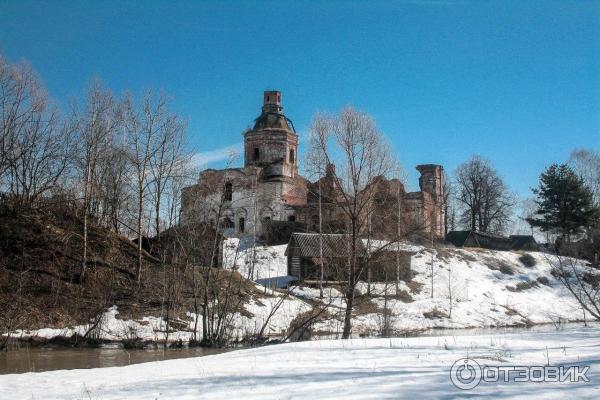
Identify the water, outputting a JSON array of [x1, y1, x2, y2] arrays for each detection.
[[0, 345, 230, 374], [2, 322, 595, 374]]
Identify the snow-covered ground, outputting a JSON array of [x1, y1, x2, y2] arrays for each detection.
[[222, 238, 288, 280], [330, 247, 588, 334], [9, 241, 591, 342], [2, 325, 598, 399], [224, 240, 589, 336]]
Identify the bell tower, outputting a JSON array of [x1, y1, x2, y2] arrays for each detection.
[[263, 90, 282, 113], [244, 90, 298, 178]]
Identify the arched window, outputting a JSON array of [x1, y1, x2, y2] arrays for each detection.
[[224, 182, 232, 202], [238, 217, 245, 233], [289, 149, 295, 163], [221, 217, 234, 229], [253, 148, 260, 161], [260, 206, 273, 221]]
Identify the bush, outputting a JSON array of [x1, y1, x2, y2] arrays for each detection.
[[394, 289, 414, 303], [536, 276, 551, 286], [519, 253, 537, 268], [506, 280, 538, 292], [499, 263, 514, 275], [423, 307, 448, 319]]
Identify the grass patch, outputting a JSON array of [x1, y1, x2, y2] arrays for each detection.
[[499, 263, 515, 275], [393, 289, 414, 303], [536, 276, 551, 286], [506, 280, 538, 292], [406, 280, 424, 295], [423, 307, 448, 319], [518, 253, 537, 268]]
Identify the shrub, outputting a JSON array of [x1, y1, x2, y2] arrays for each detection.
[[499, 263, 514, 275], [394, 289, 414, 303], [423, 307, 448, 319], [519, 253, 537, 268], [507, 280, 538, 292], [536, 276, 551, 286]]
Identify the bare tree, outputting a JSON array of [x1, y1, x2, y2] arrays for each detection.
[[149, 112, 187, 238], [305, 113, 332, 298], [74, 81, 120, 281], [443, 180, 455, 235], [454, 155, 515, 233], [308, 106, 396, 339], [0, 55, 73, 204], [123, 91, 166, 283], [549, 254, 600, 321], [569, 148, 600, 207], [1, 55, 43, 186]]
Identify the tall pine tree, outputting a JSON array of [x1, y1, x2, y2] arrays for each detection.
[[528, 164, 598, 240]]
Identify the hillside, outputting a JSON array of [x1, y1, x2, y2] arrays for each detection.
[[223, 239, 588, 336], [0, 201, 589, 343], [0, 201, 268, 345]]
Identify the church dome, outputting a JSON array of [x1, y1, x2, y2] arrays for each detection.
[[253, 111, 296, 132]]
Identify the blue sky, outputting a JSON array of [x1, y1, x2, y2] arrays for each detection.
[[1, 0, 598, 196]]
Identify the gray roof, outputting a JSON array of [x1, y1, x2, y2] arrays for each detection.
[[285, 233, 366, 258]]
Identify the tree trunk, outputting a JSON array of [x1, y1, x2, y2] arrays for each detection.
[[136, 189, 143, 283], [342, 285, 354, 339]]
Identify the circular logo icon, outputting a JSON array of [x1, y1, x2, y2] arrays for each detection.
[[450, 358, 482, 390]]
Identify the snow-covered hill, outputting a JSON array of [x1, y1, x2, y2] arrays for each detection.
[[12, 240, 590, 342], [223, 239, 588, 336]]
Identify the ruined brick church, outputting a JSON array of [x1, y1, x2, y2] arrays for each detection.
[[180, 91, 445, 240]]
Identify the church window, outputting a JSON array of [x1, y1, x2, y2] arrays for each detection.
[[253, 147, 260, 161], [289, 149, 295, 163], [222, 217, 234, 229], [224, 182, 233, 202]]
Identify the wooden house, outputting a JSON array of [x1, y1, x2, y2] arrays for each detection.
[[445, 230, 512, 251], [285, 233, 414, 283], [285, 233, 365, 281]]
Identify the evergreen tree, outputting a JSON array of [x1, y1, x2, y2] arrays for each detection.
[[528, 164, 598, 239]]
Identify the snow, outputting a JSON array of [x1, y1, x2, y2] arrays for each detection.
[[11, 290, 310, 344], [9, 244, 591, 343], [2, 325, 599, 399], [303, 248, 589, 336], [222, 238, 288, 280]]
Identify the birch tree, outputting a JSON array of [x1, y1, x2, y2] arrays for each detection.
[[75, 81, 120, 281], [123, 91, 165, 282], [308, 106, 395, 339]]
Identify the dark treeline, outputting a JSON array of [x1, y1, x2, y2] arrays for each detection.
[[0, 53, 195, 283]]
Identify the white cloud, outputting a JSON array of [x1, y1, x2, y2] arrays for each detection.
[[191, 143, 243, 168]]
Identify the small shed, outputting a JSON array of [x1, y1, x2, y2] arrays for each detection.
[[285, 233, 366, 281], [445, 230, 512, 251], [509, 235, 539, 251]]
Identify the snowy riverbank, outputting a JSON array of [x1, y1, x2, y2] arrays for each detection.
[[2, 325, 599, 399], [8, 242, 591, 343]]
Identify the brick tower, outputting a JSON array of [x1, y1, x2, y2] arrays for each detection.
[[244, 91, 298, 178], [416, 164, 445, 238]]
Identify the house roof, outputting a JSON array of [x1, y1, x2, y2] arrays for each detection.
[[285, 233, 366, 258], [445, 230, 512, 248], [509, 235, 538, 250], [445, 230, 472, 246]]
